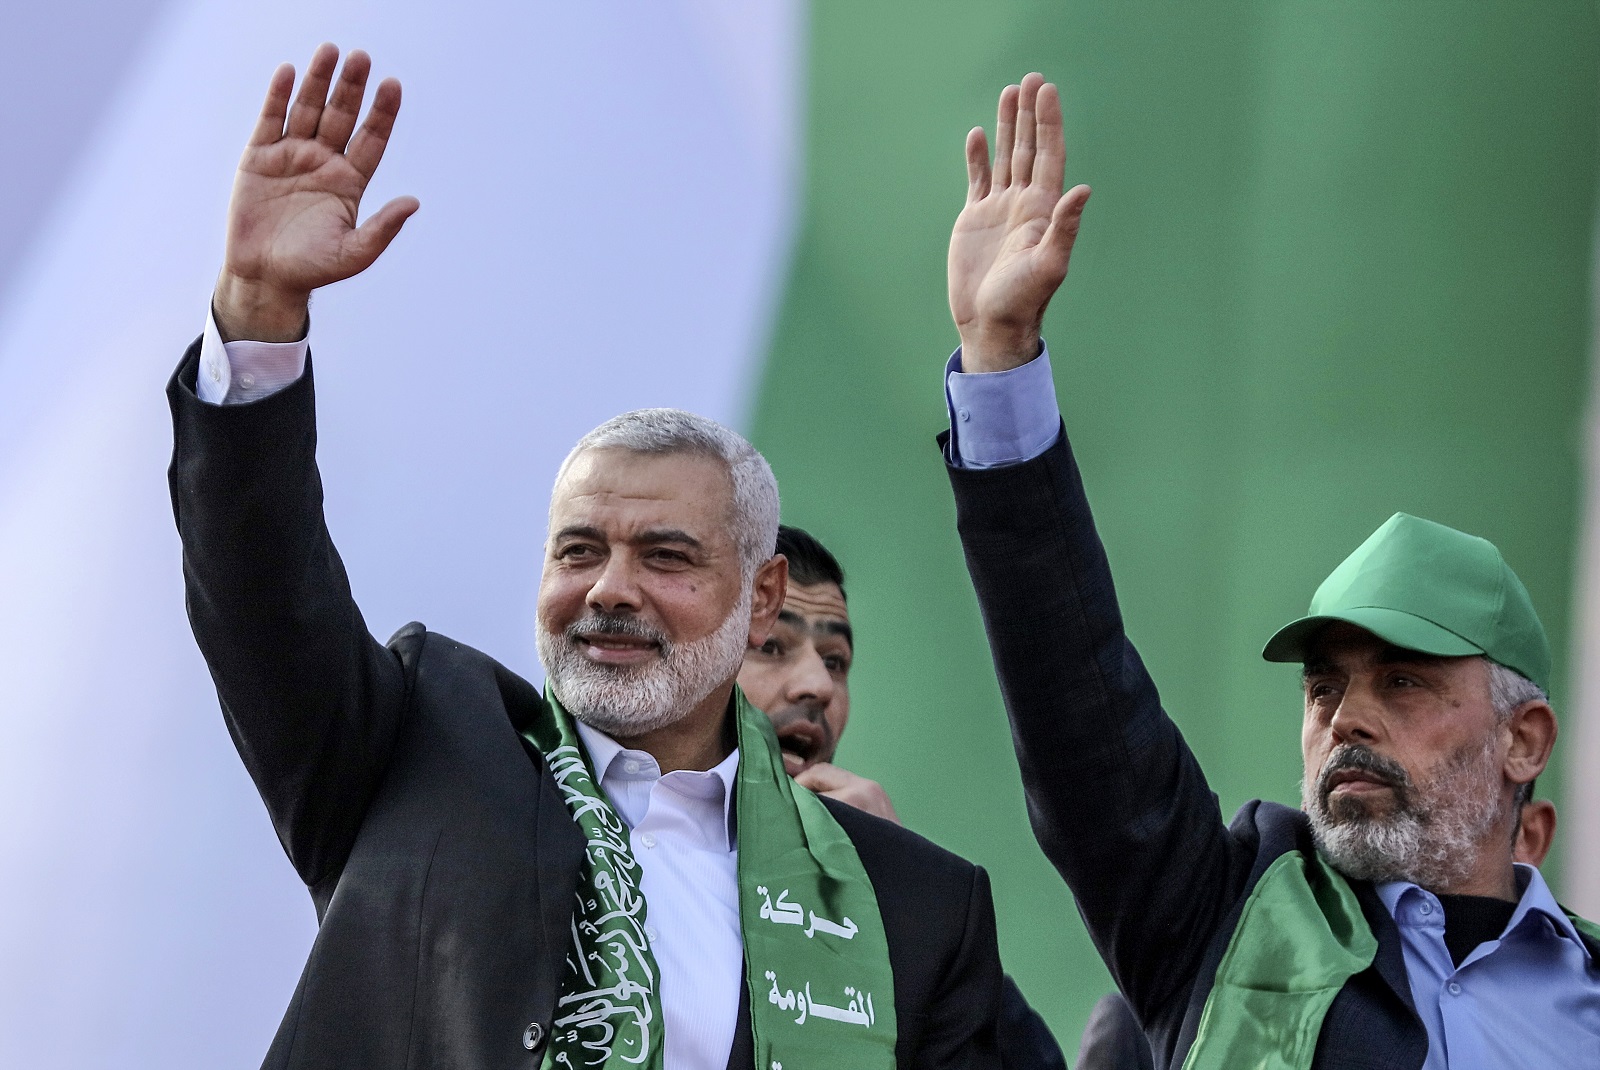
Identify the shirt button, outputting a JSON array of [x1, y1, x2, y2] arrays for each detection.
[[957, 407, 972, 422], [209, 362, 221, 382], [640, 833, 656, 849], [522, 1022, 545, 1049], [1447, 982, 1462, 996], [1419, 901, 1434, 916], [238, 372, 256, 389], [645, 926, 658, 942], [623, 759, 641, 774]]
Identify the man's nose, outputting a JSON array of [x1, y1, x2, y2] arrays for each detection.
[[586, 554, 643, 614], [785, 647, 835, 705], [1328, 683, 1381, 745]]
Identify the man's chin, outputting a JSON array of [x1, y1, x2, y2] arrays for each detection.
[[1325, 792, 1397, 825]]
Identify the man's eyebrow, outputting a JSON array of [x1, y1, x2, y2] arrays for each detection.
[[633, 528, 705, 551], [553, 525, 605, 542], [775, 610, 854, 650], [1301, 659, 1334, 679], [818, 620, 854, 650]]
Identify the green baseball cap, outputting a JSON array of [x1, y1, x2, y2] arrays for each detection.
[[1261, 512, 1550, 692]]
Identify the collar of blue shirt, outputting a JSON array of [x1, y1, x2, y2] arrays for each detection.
[[1378, 863, 1591, 962]]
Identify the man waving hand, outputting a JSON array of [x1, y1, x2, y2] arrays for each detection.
[[940, 73, 1600, 1068]]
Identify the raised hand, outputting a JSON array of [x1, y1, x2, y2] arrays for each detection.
[[214, 44, 419, 341], [948, 73, 1091, 373]]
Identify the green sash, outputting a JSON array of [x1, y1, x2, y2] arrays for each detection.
[[523, 686, 897, 1070], [1183, 849, 1600, 1070], [1181, 851, 1376, 1070]]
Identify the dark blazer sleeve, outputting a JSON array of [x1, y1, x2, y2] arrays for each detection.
[[943, 427, 1252, 1035], [167, 339, 407, 889], [997, 974, 1068, 1070], [1074, 992, 1154, 1070]]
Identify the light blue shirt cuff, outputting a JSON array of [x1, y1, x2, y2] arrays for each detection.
[[944, 343, 1063, 468]]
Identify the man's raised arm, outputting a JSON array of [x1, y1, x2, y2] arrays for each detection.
[[939, 74, 1250, 1043], [169, 46, 418, 892]]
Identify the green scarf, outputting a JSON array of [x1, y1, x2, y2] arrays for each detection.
[[523, 686, 897, 1070]]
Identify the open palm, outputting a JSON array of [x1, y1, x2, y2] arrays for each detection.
[[948, 74, 1090, 372], [218, 45, 417, 338]]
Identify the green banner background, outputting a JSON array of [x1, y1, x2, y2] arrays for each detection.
[[751, 2, 1599, 1049]]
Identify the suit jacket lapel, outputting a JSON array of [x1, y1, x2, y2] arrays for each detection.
[[725, 968, 753, 1070], [1354, 879, 1418, 1017]]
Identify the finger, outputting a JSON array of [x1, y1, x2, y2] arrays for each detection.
[[284, 42, 340, 140], [346, 77, 403, 181], [343, 195, 420, 273], [992, 84, 1019, 188], [794, 763, 847, 793], [965, 127, 991, 203], [247, 63, 296, 146], [1036, 184, 1092, 280], [1012, 72, 1043, 187], [782, 752, 805, 777], [1033, 82, 1066, 194], [316, 49, 372, 152]]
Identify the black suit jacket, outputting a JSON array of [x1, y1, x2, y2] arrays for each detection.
[[166, 340, 1007, 1070], [943, 427, 1600, 1070]]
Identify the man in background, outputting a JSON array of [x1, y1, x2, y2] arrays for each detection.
[[738, 524, 1068, 1070]]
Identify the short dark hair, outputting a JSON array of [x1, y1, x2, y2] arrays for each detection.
[[775, 524, 846, 599]]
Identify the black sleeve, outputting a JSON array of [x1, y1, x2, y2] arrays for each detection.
[[1073, 993, 1154, 1070], [943, 427, 1252, 1027], [167, 338, 407, 887], [997, 975, 1068, 1070]]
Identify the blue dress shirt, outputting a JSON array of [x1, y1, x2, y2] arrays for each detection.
[[1378, 865, 1600, 1068]]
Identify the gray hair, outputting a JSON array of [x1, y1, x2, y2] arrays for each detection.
[[1487, 660, 1548, 808], [554, 408, 780, 581], [1488, 661, 1547, 723]]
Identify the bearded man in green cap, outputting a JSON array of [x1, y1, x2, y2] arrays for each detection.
[[937, 72, 1600, 1068]]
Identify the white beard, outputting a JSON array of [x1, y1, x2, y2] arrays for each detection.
[[537, 590, 753, 737], [1303, 736, 1504, 890]]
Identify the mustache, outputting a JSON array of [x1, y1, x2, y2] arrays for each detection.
[[1317, 744, 1413, 806], [565, 612, 671, 653], [767, 702, 827, 730]]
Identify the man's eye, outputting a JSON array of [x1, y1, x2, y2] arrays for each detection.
[[759, 640, 782, 655], [824, 655, 849, 673], [560, 545, 596, 560], [1306, 683, 1337, 700]]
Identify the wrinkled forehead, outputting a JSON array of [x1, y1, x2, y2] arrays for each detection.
[[549, 446, 737, 539], [778, 582, 852, 648]]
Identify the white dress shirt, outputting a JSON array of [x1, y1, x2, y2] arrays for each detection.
[[197, 311, 747, 1069], [574, 721, 743, 1070]]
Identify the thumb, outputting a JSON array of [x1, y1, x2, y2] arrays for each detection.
[[346, 194, 420, 272], [1036, 183, 1091, 280]]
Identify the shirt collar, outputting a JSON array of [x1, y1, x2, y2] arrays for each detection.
[[573, 719, 740, 851], [1377, 863, 1590, 961]]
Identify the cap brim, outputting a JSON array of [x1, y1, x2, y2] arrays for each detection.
[[1261, 606, 1484, 664]]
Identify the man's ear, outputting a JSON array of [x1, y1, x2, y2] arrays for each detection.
[[747, 553, 788, 648], [1515, 799, 1558, 868], [1504, 699, 1557, 792]]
